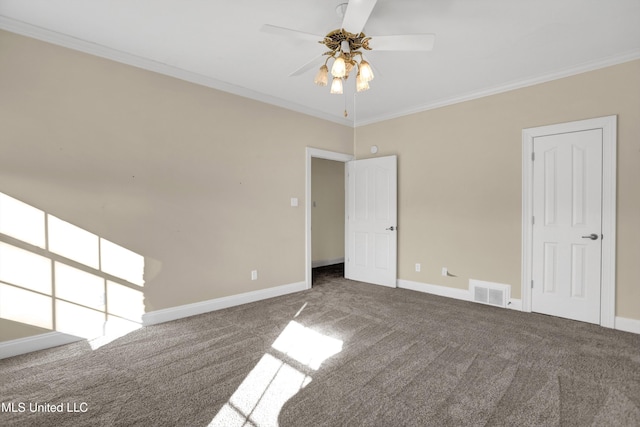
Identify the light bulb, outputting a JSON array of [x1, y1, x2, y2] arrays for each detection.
[[330, 77, 343, 94]]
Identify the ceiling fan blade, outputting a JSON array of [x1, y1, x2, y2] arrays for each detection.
[[260, 24, 322, 43], [368, 34, 436, 51], [289, 55, 325, 77], [341, 0, 378, 34]]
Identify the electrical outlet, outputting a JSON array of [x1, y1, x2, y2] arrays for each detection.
[[442, 267, 448, 276], [415, 263, 421, 272], [251, 270, 258, 280]]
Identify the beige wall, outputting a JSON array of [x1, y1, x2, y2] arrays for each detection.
[[0, 31, 353, 341], [355, 60, 640, 320], [1, 29, 638, 345], [311, 158, 345, 264]]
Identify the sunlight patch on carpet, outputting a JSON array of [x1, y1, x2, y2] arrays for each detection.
[[271, 321, 343, 370], [209, 317, 343, 426], [209, 354, 312, 427]]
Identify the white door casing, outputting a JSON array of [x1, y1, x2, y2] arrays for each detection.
[[345, 155, 398, 287], [305, 148, 353, 290], [531, 129, 603, 324], [522, 116, 617, 328]]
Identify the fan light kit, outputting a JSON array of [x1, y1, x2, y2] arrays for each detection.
[[313, 29, 375, 94], [261, 0, 435, 115]]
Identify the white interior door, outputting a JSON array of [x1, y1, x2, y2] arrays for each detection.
[[345, 155, 397, 287], [531, 129, 603, 324]]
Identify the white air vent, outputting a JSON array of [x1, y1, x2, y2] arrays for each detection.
[[469, 280, 510, 308]]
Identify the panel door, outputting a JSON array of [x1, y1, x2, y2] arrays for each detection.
[[531, 129, 603, 324], [345, 155, 397, 287]]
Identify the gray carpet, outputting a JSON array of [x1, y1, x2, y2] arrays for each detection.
[[1, 265, 639, 426]]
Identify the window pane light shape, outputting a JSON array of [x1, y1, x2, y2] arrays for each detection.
[[100, 238, 145, 286], [48, 215, 99, 269], [0, 283, 52, 330], [56, 300, 105, 339], [55, 262, 105, 311], [359, 60, 374, 82], [0, 193, 46, 248], [242, 357, 311, 427], [0, 242, 51, 295], [331, 55, 346, 78], [107, 280, 144, 323], [271, 320, 343, 370], [330, 77, 343, 94], [314, 65, 328, 86], [210, 353, 311, 427], [90, 315, 142, 350]]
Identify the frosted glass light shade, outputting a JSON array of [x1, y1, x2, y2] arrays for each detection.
[[330, 77, 343, 94], [356, 72, 370, 92], [314, 65, 328, 86], [331, 56, 346, 78], [359, 60, 374, 82]]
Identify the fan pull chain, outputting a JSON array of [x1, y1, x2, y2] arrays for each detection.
[[344, 92, 348, 117]]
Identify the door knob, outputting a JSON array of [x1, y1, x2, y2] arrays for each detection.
[[386, 226, 395, 231], [581, 233, 598, 240]]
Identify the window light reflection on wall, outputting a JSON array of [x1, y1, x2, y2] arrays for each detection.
[[0, 192, 145, 343], [0, 193, 46, 248]]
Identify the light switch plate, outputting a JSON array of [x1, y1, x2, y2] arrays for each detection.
[[291, 197, 298, 207]]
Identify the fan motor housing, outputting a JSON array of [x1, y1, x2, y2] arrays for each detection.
[[321, 29, 371, 52]]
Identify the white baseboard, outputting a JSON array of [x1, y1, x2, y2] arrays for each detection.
[[0, 281, 307, 359], [397, 279, 471, 301], [398, 279, 524, 311], [312, 258, 345, 268], [0, 332, 83, 360], [397, 279, 639, 335], [615, 316, 640, 335], [507, 298, 522, 311], [3, 281, 634, 360], [142, 281, 307, 326]]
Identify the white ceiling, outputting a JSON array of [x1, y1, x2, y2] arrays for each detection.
[[1, 0, 639, 126]]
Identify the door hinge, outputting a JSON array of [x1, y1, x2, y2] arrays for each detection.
[[531, 279, 534, 289], [532, 152, 535, 161], [532, 216, 535, 225]]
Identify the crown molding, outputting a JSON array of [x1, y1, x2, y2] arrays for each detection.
[[0, 16, 353, 128], [2, 16, 638, 129], [355, 49, 640, 127]]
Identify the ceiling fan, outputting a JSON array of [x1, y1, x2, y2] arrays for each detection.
[[261, 0, 435, 96]]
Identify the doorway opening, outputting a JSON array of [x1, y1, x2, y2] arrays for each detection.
[[310, 157, 346, 286], [305, 148, 354, 290]]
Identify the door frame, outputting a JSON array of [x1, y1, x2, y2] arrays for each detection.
[[521, 115, 617, 327], [305, 147, 354, 290]]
